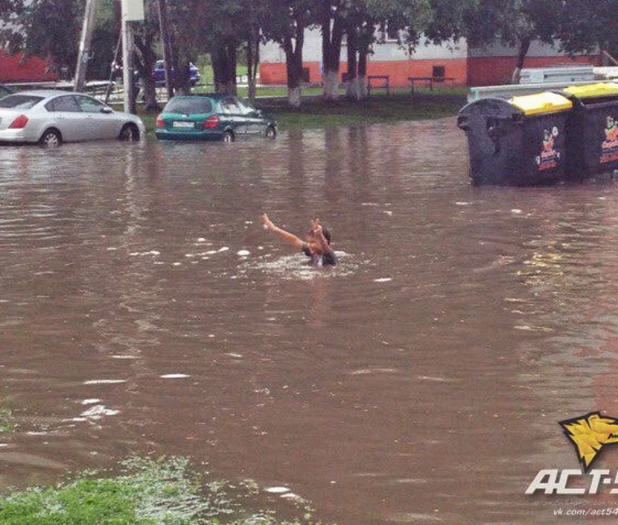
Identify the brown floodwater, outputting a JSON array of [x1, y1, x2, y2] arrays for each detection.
[[2, 120, 618, 523]]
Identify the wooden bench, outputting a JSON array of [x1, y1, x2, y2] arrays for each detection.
[[367, 75, 390, 95], [408, 76, 455, 93]]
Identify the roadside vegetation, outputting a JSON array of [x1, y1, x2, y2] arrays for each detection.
[[0, 457, 329, 525], [0, 406, 15, 433], [256, 91, 467, 130], [134, 90, 467, 136]]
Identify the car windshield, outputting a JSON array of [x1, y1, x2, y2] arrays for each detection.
[[164, 98, 212, 115], [237, 100, 257, 115], [0, 94, 44, 109]]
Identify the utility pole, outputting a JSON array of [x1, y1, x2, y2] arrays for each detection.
[[157, 0, 174, 101], [74, 0, 98, 92], [121, 13, 136, 113]]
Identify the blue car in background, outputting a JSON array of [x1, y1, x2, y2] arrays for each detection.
[[153, 60, 201, 86]]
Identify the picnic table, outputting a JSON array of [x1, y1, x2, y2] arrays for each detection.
[[408, 76, 455, 93], [367, 75, 390, 95]]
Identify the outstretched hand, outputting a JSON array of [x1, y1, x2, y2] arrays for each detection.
[[262, 213, 275, 231], [310, 218, 322, 236]]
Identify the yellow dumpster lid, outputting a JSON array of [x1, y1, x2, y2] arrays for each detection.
[[563, 82, 618, 98], [509, 91, 573, 116]]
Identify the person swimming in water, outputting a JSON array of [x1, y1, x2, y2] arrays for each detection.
[[262, 213, 338, 267]]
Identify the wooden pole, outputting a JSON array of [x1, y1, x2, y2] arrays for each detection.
[[74, 0, 98, 92]]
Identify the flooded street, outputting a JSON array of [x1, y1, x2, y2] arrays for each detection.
[[3, 119, 618, 523]]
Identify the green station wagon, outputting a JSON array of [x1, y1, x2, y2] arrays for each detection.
[[155, 94, 277, 142]]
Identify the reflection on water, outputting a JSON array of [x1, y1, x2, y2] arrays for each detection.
[[3, 123, 618, 522]]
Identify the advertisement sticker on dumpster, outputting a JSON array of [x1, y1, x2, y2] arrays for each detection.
[[601, 116, 618, 165], [536, 126, 562, 171]]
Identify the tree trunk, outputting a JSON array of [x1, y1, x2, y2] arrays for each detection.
[[283, 18, 304, 108], [321, 6, 344, 102], [174, 59, 192, 95], [212, 45, 227, 93], [358, 51, 368, 99], [247, 32, 259, 105], [511, 37, 531, 84], [346, 26, 360, 100], [133, 31, 160, 110], [142, 75, 159, 110], [358, 27, 371, 99], [212, 42, 237, 95], [288, 87, 301, 108], [227, 42, 237, 95], [157, 0, 174, 100], [246, 3, 259, 105]]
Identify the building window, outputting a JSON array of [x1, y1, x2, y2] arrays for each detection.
[[381, 22, 399, 43], [432, 65, 446, 80]]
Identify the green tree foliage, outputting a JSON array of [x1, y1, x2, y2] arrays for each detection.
[[463, 0, 553, 82], [545, 0, 618, 59], [29, 0, 82, 77], [424, 0, 475, 44], [0, 0, 608, 104]]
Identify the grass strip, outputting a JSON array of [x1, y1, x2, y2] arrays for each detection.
[[0, 457, 328, 525]]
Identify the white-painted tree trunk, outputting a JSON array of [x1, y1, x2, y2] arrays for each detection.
[[358, 75, 368, 99], [511, 67, 522, 85], [323, 70, 339, 101], [346, 77, 362, 100], [288, 86, 302, 108]]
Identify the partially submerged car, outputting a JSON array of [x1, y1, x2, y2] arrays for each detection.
[[155, 94, 277, 142], [0, 90, 145, 146]]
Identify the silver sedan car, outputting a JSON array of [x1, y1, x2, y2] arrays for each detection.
[[0, 90, 145, 146]]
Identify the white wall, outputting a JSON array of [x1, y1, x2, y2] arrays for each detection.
[[260, 28, 468, 64], [260, 27, 587, 65]]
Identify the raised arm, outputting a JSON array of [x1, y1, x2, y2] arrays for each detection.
[[311, 219, 333, 254], [262, 214, 304, 250]]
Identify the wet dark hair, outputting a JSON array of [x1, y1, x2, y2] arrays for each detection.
[[322, 227, 332, 244]]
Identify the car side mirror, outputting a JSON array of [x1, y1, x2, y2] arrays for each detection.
[[255, 109, 263, 117], [101, 106, 113, 114]]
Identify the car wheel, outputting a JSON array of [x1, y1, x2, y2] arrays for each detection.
[[265, 126, 277, 139], [39, 128, 62, 148], [223, 131, 235, 143], [119, 123, 140, 141]]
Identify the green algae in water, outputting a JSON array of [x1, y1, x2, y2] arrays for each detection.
[[0, 407, 15, 433], [0, 457, 329, 525]]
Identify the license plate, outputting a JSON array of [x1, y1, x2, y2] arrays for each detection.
[[173, 121, 195, 128]]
